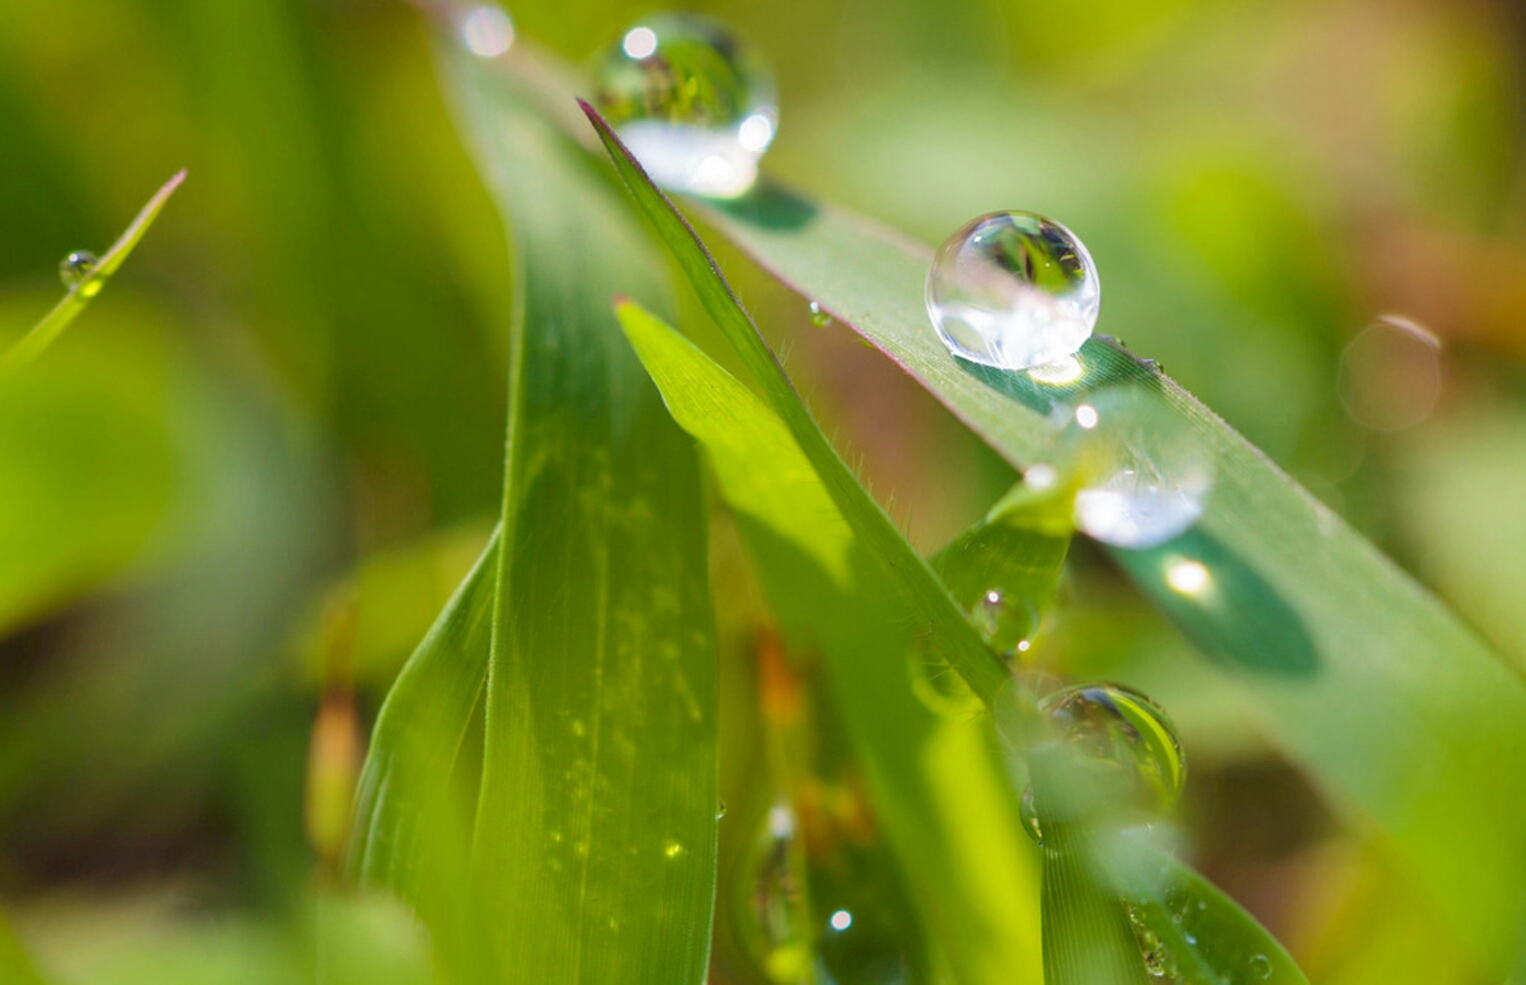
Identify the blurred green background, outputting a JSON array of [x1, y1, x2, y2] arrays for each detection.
[[1, 0, 1524, 981]]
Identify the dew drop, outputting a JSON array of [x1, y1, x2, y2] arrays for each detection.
[[808, 301, 833, 327], [457, 4, 514, 58], [1068, 387, 1213, 549], [594, 14, 777, 199], [926, 211, 1100, 371], [1019, 787, 1043, 845], [59, 250, 97, 290], [1249, 954, 1272, 979], [1039, 683, 1186, 816], [739, 802, 812, 982], [971, 588, 1037, 661], [716, 799, 728, 820]]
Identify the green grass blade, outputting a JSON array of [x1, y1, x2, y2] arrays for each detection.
[[615, 298, 1044, 984], [582, 101, 1009, 711], [348, 525, 498, 897], [0, 910, 48, 985], [2, 170, 185, 373], [697, 185, 1526, 968], [448, 51, 717, 983]]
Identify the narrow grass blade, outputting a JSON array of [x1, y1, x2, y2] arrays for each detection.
[[2, 170, 185, 373], [583, 102, 1009, 710], [448, 51, 717, 983], [697, 185, 1526, 968], [616, 298, 1044, 984]]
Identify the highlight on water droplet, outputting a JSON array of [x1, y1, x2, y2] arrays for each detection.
[[457, 4, 514, 58], [971, 588, 1037, 662], [1249, 953, 1273, 979], [827, 909, 853, 932], [808, 300, 833, 327], [594, 13, 777, 198], [1067, 387, 1213, 550], [59, 250, 98, 290], [1039, 682, 1186, 816], [926, 211, 1100, 371], [1027, 353, 1085, 386], [1338, 314, 1442, 433]]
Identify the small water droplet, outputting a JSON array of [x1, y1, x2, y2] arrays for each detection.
[[971, 589, 1037, 661], [1164, 557, 1211, 596], [1249, 954, 1272, 979], [59, 250, 97, 290], [717, 800, 728, 820], [808, 301, 833, 327], [1068, 387, 1213, 549], [1040, 683, 1186, 816], [926, 211, 1100, 371], [1019, 787, 1043, 845], [664, 839, 683, 858], [457, 4, 514, 58], [595, 14, 777, 198]]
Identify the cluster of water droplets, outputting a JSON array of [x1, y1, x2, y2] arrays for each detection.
[[593, 13, 777, 198]]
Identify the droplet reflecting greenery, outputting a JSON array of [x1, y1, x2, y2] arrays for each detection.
[[970, 588, 1037, 662], [808, 301, 833, 327], [59, 250, 98, 290], [1019, 787, 1043, 845], [594, 13, 777, 198], [1037, 683, 1186, 816], [1067, 387, 1213, 550], [739, 803, 812, 982], [926, 211, 1099, 371]]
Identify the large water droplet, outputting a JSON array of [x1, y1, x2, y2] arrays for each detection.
[[457, 4, 514, 58], [595, 13, 777, 199], [926, 211, 1100, 371], [740, 802, 812, 983], [1038, 683, 1186, 817], [1068, 387, 1213, 549], [59, 250, 97, 290]]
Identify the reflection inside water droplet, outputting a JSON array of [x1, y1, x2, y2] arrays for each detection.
[[808, 301, 833, 327], [458, 5, 514, 58], [1067, 388, 1212, 550], [59, 250, 97, 290], [595, 14, 777, 198], [1034, 682, 1186, 819], [926, 211, 1100, 371]]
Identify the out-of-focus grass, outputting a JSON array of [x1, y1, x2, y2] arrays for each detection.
[[0, 0, 1523, 980]]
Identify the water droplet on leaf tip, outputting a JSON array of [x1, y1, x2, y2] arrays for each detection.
[[808, 301, 833, 327], [458, 5, 514, 58], [926, 211, 1099, 371], [59, 250, 97, 289], [595, 14, 777, 198]]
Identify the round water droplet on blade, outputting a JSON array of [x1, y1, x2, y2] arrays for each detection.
[[1067, 387, 1212, 549], [808, 301, 833, 327], [595, 14, 777, 199], [716, 799, 728, 820], [1249, 954, 1273, 979], [971, 588, 1037, 662], [926, 211, 1099, 371], [457, 4, 514, 58], [1039, 683, 1186, 816], [59, 250, 98, 289]]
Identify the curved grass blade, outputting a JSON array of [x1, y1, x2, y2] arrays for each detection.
[[694, 185, 1526, 969], [347, 525, 498, 897], [447, 50, 717, 984], [615, 298, 1044, 984], [2, 170, 185, 373], [583, 102, 1009, 710]]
